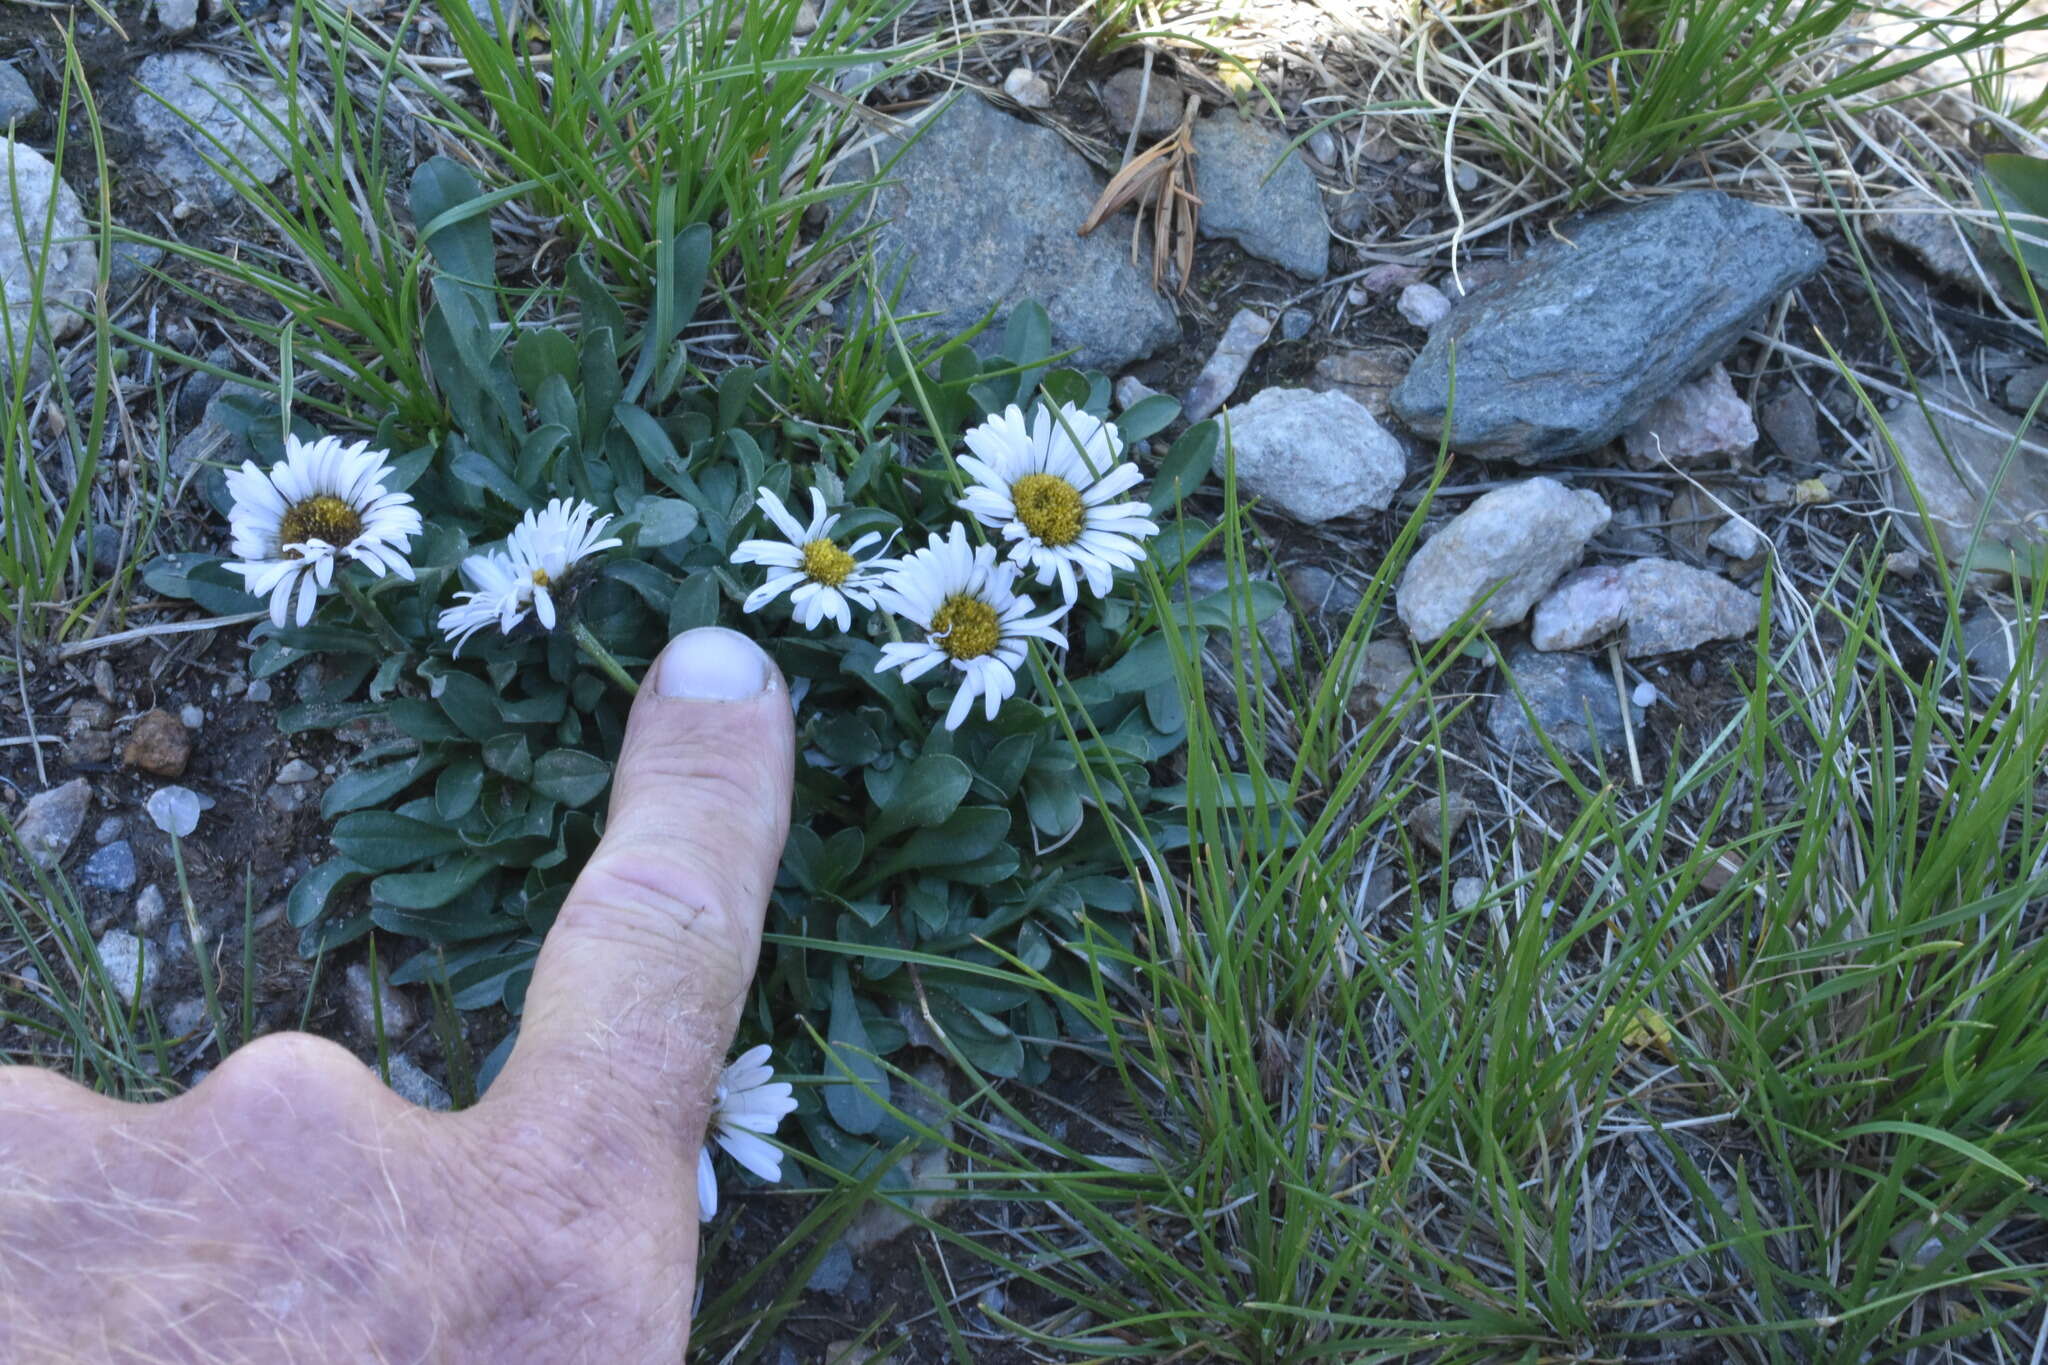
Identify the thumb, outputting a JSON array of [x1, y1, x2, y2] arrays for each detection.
[[481, 626, 794, 1142]]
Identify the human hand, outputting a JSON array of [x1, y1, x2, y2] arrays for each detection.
[[0, 627, 795, 1364]]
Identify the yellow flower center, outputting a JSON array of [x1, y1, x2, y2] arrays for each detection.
[[1010, 473, 1086, 548], [277, 494, 364, 555], [530, 567, 552, 588], [801, 538, 856, 587], [928, 593, 1001, 661]]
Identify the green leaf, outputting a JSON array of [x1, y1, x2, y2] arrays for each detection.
[[668, 572, 720, 634], [436, 757, 485, 822], [332, 812, 465, 872], [436, 672, 505, 742], [893, 807, 1010, 872], [1152, 420, 1217, 510], [372, 858, 495, 911], [1024, 774, 1082, 838], [530, 750, 610, 807], [871, 753, 972, 841], [628, 495, 701, 548], [287, 857, 367, 928], [411, 156, 496, 291], [482, 733, 532, 783], [823, 962, 887, 1135], [1116, 393, 1181, 444], [322, 752, 439, 820]]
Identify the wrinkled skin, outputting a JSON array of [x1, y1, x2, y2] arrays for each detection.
[[0, 628, 795, 1364]]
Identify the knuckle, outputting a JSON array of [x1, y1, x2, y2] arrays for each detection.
[[558, 850, 755, 1001]]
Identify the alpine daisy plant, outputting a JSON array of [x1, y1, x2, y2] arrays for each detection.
[[698, 1045, 798, 1221], [153, 157, 1247, 1195]]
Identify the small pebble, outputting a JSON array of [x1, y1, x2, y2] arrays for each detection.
[[385, 1054, 451, 1111], [1397, 282, 1452, 329], [1451, 877, 1484, 911], [1001, 67, 1052, 110], [1306, 129, 1337, 165], [1115, 375, 1160, 410], [164, 997, 209, 1038], [275, 758, 319, 785], [1279, 308, 1313, 342], [78, 841, 138, 894], [1453, 162, 1481, 192], [246, 678, 272, 703], [1707, 517, 1764, 561], [179, 704, 204, 729], [134, 884, 167, 931], [1632, 681, 1661, 708], [1884, 549, 1921, 577], [93, 816, 127, 846], [95, 929, 157, 1004]]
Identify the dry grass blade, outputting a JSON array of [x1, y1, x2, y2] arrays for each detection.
[[1076, 95, 1202, 294]]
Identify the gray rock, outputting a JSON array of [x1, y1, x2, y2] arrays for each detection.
[[1397, 478, 1611, 642], [1618, 558, 1761, 657], [1409, 791, 1472, 853], [1866, 189, 1987, 291], [1451, 876, 1485, 911], [1279, 307, 1313, 341], [1311, 345, 1411, 422], [1708, 516, 1765, 561], [1621, 362, 1756, 467], [93, 815, 126, 846], [164, 996, 209, 1038], [169, 371, 263, 480], [1348, 638, 1419, 713], [1960, 608, 2048, 692], [151, 0, 203, 32], [849, 95, 1177, 372], [385, 1054, 451, 1111], [15, 777, 91, 870], [2003, 365, 2048, 414], [274, 758, 319, 784], [1190, 112, 1329, 278], [134, 884, 168, 931], [0, 137, 96, 371], [1530, 565, 1629, 651], [1183, 307, 1271, 424], [807, 1242, 855, 1295], [1183, 557, 1296, 678], [841, 1061, 953, 1251], [78, 841, 138, 893], [0, 62, 37, 125], [96, 929, 158, 1005], [1488, 647, 1630, 761], [1391, 192, 1825, 461], [344, 962, 416, 1038], [132, 53, 291, 209], [1100, 67, 1185, 137], [1881, 379, 2048, 566], [1220, 387, 1404, 524], [1397, 282, 1451, 329], [1759, 387, 1823, 462]]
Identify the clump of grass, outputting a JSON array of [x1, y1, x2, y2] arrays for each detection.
[[1363, 0, 2043, 208], [798, 465, 2048, 1359]]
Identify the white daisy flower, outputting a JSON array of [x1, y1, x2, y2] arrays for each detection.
[[875, 523, 1069, 731], [225, 433, 422, 628], [731, 486, 893, 631], [434, 498, 620, 652], [697, 1044, 798, 1222], [956, 401, 1159, 604]]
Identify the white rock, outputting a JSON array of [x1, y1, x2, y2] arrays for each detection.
[[1451, 877, 1484, 911], [1183, 307, 1272, 424], [0, 138, 97, 372], [1114, 374, 1160, 410], [1453, 162, 1481, 192], [96, 929, 158, 1005], [151, 0, 202, 32], [134, 884, 168, 931], [1632, 680, 1661, 708], [178, 703, 204, 729], [344, 963, 416, 1038], [1530, 565, 1629, 651], [1001, 67, 1052, 110], [1618, 558, 1761, 657], [1397, 478, 1611, 642], [274, 758, 319, 784], [1397, 282, 1452, 329], [1622, 363, 1757, 466], [1708, 516, 1764, 560], [1219, 387, 1405, 524]]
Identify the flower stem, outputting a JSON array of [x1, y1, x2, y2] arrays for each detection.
[[574, 620, 641, 697], [338, 576, 411, 656]]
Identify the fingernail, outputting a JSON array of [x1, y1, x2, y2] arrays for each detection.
[[655, 627, 771, 700]]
